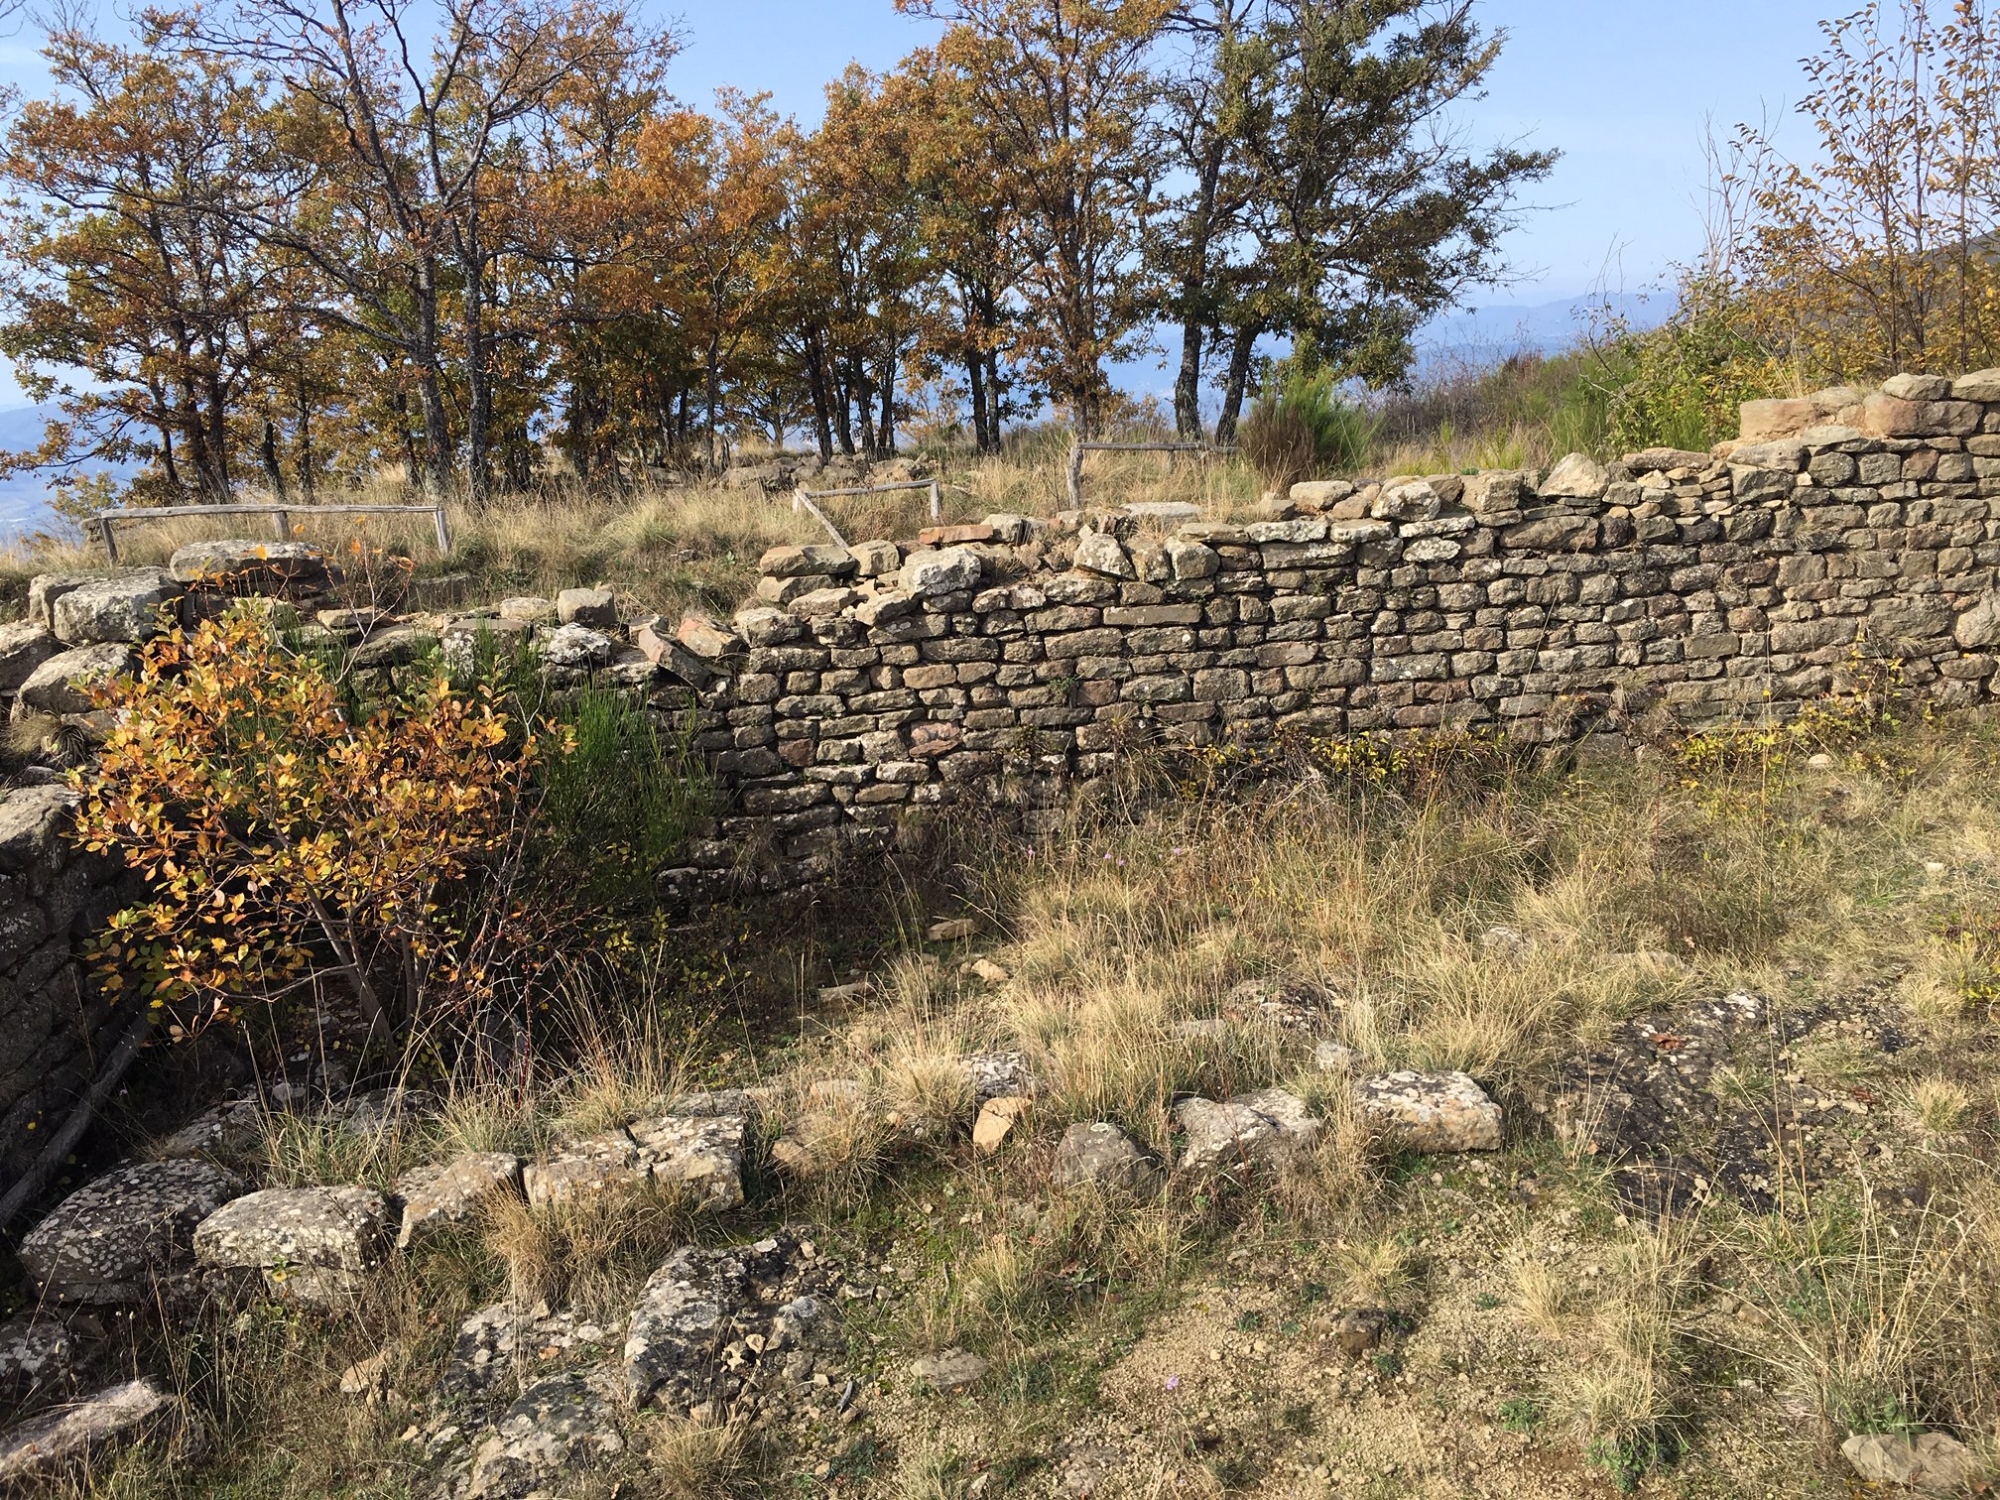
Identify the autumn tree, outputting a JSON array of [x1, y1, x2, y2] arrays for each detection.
[[902, 0, 1169, 437], [1728, 0, 2000, 379], [0, 19, 279, 508]]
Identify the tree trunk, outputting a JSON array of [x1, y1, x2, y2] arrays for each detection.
[[1174, 135, 1229, 440], [413, 261, 451, 496], [804, 327, 834, 461], [294, 375, 316, 501], [877, 348, 896, 455], [704, 330, 724, 472], [261, 421, 288, 503], [966, 351, 990, 451], [462, 227, 492, 506], [1215, 324, 1259, 445]]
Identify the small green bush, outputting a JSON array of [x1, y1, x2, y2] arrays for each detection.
[[1239, 368, 1379, 489]]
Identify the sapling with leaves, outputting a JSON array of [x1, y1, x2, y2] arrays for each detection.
[[71, 610, 571, 1042]]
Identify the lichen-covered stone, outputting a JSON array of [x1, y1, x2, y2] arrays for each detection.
[[0, 1378, 176, 1485], [14, 642, 135, 717], [21, 1161, 244, 1302], [168, 540, 328, 590], [1175, 1088, 1321, 1173], [466, 1371, 623, 1499], [522, 1132, 644, 1207], [51, 571, 181, 644], [191, 1186, 389, 1273], [395, 1153, 522, 1246], [1053, 1122, 1164, 1200], [626, 1113, 747, 1210], [1355, 1071, 1503, 1152]]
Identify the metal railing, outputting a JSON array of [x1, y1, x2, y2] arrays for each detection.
[[790, 479, 942, 549], [92, 501, 452, 564], [1065, 441, 1235, 507]]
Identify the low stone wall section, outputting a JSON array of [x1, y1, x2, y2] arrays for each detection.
[[669, 370, 2000, 884]]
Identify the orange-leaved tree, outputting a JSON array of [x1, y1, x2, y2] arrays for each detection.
[[72, 611, 567, 1039]]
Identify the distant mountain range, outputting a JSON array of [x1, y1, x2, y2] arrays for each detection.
[[1415, 289, 1674, 369]]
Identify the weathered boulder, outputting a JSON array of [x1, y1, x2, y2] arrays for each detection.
[[0, 621, 60, 693], [522, 1132, 644, 1207], [21, 1161, 244, 1302], [466, 1371, 623, 1499], [14, 643, 135, 718], [673, 610, 743, 660], [395, 1153, 522, 1247], [27, 574, 93, 629], [1841, 1430, 1977, 1491], [347, 626, 438, 670], [625, 1113, 748, 1210], [0, 1378, 176, 1485], [1053, 1122, 1164, 1201], [1175, 1088, 1321, 1173], [192, 1186, 389, 1298], [556, 586, 617, 627], [168, 539, 328, 591], [1355, 1071, 1502, 1152], [0, 782, 80, 871], [51, 571, 181, 645]]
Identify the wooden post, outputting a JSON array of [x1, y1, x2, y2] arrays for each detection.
[[98, 516, 119, 564], [270, 508, 290, 541], [791, 488, 850, 549], [432, 505, 452, 556], [928, 479, 941, 522], [1066, 440, 1085, 508]]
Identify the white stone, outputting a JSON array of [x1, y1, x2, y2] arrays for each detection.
[[0, 1378, 175, 1485], [1355, 1071, 1502, 1152], [1539, 453, 1609, 500], [51, 571, 181, 645], [395, 1153, 522, 1246], [192, 1186, 389, 1273], [14, 643, 135, 717], [625, 1113, 747, 1211], [899, 546, 985, 597], [1071, 530, 1134, 578], [21, 1161, 244, 1302], [1175, 1088, 1321, 1173]]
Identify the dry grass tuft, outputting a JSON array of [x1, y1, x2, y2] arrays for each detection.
[[484, 1184, 687, 1314], [648, 1415, 765, 1499]]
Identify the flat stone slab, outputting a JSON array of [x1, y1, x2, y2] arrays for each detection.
[[1053, 1121, 1164, 1200], [626, 1113, 747, 1210], [21, 1160, 244, 1302], [1842, 1430, 1976, 1491], [169, 539, 329, 590], [0, 1378, 175, 1485], [15, 642, 135, 716], [624, 1231, 838, 1411], [556, 587, 617, 627], [1175, 1087, 1321, 1173], [396, 1153, 523, 1246], [522, 1132, 643, 1207], [1356, 1070, 1503, 1152], [910, 1349, 989, 1392], [51, 571, 181, 645], [192, 1185, 389, 1272], [466, 1371, 623, 1499]]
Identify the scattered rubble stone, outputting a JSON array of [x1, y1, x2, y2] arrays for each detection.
[[555, 586, 617, 627], [1355, 1071, 1503, 1153], [1053, 1122, 1163, 1201], [522, 1132, 644, 1207], [958, 1052, 1039, 1106], [1175, 1088, 1321, 1173], [21, 1160, 244, 1302]]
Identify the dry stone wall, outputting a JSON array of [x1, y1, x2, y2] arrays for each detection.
[[671, 371, 2000, 886]]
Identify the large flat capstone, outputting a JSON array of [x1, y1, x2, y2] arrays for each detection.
[[20, 1161, 245, 1302], [50, 571, 181, 645]]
